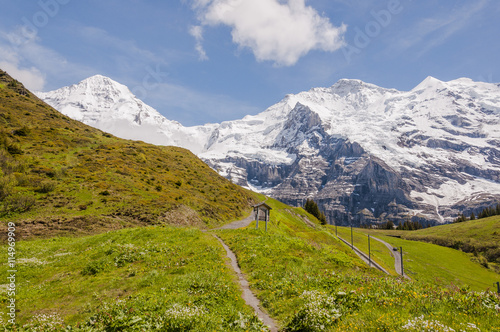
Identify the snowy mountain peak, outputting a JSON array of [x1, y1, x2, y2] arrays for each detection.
[[36, 75, 164, 124], [410, 76, 443, 92], [80, 74, 117, 85], [38, 75, 500, 225], [36, 75, 216, 154], [332, 78, 376, 89], [329, 78, 397, 95]]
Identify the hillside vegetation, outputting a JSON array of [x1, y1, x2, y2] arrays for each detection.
[[1, 195, 499, 330], [1, 226, 267, 330], [375, 216, 500, 270], [0, 69, 255, 237], [375, 234, 499, 291], [217, 197, 499, 331]]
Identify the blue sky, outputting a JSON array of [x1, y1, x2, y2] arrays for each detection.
[[0, 0, 499, 126]]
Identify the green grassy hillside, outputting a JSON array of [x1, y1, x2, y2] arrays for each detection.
[[1, 196, 499, 331], [373, 216, 500, 270], [0, 69, 255, 237], [373, 234, 499, 291], [216, 198, 500, 331], [0, 226, 267, 330], [343, 223, 500, 291]]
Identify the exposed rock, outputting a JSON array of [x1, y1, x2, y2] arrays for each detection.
[[38, 76, 500, 226]]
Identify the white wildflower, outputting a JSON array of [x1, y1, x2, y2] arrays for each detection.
[[402, 315, 455, 331], [164, 303, 205, 319], [23, 313, 64, 331], [18, 257, 47, 265]]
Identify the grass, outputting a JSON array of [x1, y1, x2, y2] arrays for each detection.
[[0, 226, 267, 330], [408, 215, 500, 242], [370, 234, 500, 292], [335, 226, 500, 291], [0, 69, 256, 236], [217, 198, 500, 331], [0, 196, 498, 331], [370, 216, 500, 271], [332, 226, 398, 275]]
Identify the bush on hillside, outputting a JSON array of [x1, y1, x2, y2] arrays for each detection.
[[3, 192, 36, 213], [35, 180, 56, 193]]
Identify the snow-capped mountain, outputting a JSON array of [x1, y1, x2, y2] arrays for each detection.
[[36, 75, 215, 154], [37, 76, 500, 225]]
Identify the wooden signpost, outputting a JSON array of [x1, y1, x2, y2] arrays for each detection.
[[253, 202, 272, 232]]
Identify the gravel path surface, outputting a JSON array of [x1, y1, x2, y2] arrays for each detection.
[[213, 214, 255, 230], [213, 235, 278, 332], [370, 236, 411, 279]]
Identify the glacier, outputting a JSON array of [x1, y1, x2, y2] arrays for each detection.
[[36, 75, 500, 225]]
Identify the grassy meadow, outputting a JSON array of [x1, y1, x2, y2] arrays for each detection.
[[364, 216, 500, 273], [396, 216, 500, 269], [216, 198, 500, 331], [0, 69, 255, 238], [0, 225, 268, 331], [373, 234, 499, 292], [0, 197, 499, 331], [339, 225, 500, 292]]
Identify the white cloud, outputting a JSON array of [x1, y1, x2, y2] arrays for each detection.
[[0, 30, 45, 90], [0, 60, 45, 91], [189, 25, 208, 60], [0, 27, 97, 91], [191, 0, 346, 66]]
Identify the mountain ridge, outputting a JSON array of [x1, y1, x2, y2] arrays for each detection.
[[36, 75, 500, 226], [0, 69, 255, 238]]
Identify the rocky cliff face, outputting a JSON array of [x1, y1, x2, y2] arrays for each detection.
[[37, 76, 500, 226]]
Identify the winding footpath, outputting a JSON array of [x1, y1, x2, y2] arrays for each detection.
[[213, 235, 278, 332], [211, 207, 408, 331], [370, 236, 411, 279], [337, 233, 411, 279], [211, 206, 277, 331], [212, 213, 255, 230]]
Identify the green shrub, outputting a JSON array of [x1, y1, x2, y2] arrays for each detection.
[[3, 192, 36, 212], [7, 80, 18, 88], [81, 259, 110, 276], [35, 180, 56, 193], [13, 126, 30, 136], [113, 244, 144, 267], [7, 143, 23, 155], [0, 176, 14, 200]]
